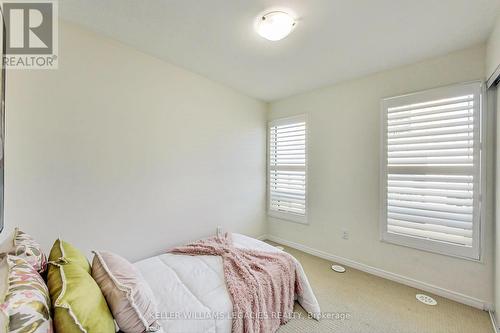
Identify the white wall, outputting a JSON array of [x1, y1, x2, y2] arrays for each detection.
[[268, 45, 494, 305], [4, 21, 267, 261], [494, 85, 500, 327], [487, 14, 500, 81], [487, 12, 500, 323]]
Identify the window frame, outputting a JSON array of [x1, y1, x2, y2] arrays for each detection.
[[267, 114, 309, 224], [379, 81, 484, 261]]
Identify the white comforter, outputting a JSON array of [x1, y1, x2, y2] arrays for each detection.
[[134, 233, 321, 333]]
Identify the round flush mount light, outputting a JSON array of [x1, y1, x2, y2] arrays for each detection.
[[256, 11, 296, 41]]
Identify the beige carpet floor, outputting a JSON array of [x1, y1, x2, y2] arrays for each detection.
[[266, 241, 494, 333]]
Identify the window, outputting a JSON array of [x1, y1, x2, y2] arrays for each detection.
[[380, 82, 483, 260], [268, 115, 307, 224]]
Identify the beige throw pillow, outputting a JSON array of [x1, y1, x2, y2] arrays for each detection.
[[91, 251, 159, 333]]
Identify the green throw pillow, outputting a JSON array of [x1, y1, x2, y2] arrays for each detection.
[[47, 239, 115, 333], [49, 238, 91, 273]]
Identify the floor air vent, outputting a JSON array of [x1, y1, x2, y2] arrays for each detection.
[[331, 265, 346, 273], [416, 294, 437, 306]]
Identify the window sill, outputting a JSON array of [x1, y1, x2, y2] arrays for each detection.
[[381, 231, 480, 262], [268, 211, 308, 225]]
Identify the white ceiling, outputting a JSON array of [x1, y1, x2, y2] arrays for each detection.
[[60, 0, 500, 101]]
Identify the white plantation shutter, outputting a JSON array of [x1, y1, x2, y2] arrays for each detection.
[[268, 115, 307, 223], [381, 82, 483, 259]]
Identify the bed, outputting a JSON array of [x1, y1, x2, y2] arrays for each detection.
[[134, 233, 321, 333]]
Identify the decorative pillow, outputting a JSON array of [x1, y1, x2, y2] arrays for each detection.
[[92, 250, 159, 333], [47, 238, 90, 273], [0, 255, 8, 300], [0, 254, 52, 333], [0, 228, 47, 273], [47, 239, 115, 333], [0, 255, 7, 331]]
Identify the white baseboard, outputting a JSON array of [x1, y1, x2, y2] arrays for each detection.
[[490, 311, 499, 333], [264, 234, 493, 311]]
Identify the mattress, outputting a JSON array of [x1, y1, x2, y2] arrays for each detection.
[[134, 233, 321, 333]]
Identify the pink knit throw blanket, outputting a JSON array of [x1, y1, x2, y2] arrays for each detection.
[[169, 233, 303, 333]]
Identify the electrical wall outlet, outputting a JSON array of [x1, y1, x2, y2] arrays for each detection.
[[342, 230, 349, 240]]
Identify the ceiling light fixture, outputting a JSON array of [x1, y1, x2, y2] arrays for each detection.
[[256, 11, 295, 41]]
